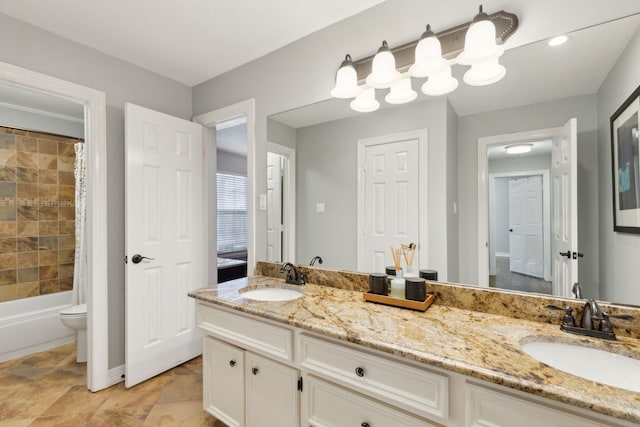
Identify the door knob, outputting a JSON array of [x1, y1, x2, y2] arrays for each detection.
[[509, 228, 513, 232], [355, 367, 365, 377], [572, 252, 584, 259], [558, 251, 571, 258], [131, 254, 155, 264]]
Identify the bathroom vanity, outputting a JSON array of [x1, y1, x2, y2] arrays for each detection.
[[190, 273, 640, 427]]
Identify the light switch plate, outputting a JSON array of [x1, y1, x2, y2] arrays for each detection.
[[316, 202, 325, 214]]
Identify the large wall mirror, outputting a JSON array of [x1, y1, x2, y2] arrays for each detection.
[[267, 13, 640, 306]]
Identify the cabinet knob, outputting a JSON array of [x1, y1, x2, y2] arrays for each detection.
[[355, 367, 365, 377], [229, 360, 236, 367], [252, 367, 259, 375], [361, 423, 370, 427]]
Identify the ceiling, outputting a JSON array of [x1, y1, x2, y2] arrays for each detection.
[[0, 0, 385, 86]]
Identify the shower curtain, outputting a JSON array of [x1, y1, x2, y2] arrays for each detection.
[[72, 142, 87, 306]]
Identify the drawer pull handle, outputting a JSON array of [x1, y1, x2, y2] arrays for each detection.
[[229, 360, 236, 367], [355, 367, 365, 377], [361, 423, 370, 427], [252, 367, 259, 375]]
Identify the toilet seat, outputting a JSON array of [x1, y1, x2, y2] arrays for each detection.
[[59, 303, 87, 318]]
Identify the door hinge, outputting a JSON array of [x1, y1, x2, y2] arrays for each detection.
[[124, 255, 128, 264], [297, 376, 303, 392]]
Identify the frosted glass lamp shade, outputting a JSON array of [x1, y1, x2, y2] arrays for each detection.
[[457, 7, 504, 65], [505, 144, 532, 154], [463, 57, 506, 86], [385, 78, 417, 104], [409, 25, 448, 78], [366, 41, 400, 89], [421, 66, 458, 96], [350, 87, 380, 112], [331, 54, 360, 98]]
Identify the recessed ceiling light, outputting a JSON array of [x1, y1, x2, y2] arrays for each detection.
[[505, 144, 533, 154], [548, 35, 568, 47]]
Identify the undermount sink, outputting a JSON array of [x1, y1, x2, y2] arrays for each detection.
[[239, 286, 303, 302], [521, 341, 640, 392]]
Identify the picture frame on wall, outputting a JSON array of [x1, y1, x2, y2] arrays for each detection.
[[611, 84, 640, 233]]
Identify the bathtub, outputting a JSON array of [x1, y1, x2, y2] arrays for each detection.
[[0, 291, 75, 362]]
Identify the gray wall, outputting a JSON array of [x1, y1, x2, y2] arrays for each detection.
[[0, 13, 192, 369], [0, 104, 84, 138], [267, 118, 296, 149], [293, 97, 450, 277], [597, 26, 640, 303], [457, 94, 599, 296], [446, 101, 459, 281]]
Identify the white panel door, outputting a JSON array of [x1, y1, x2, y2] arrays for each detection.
[[551, 118, 578, 297], [509, 176, 543, 278], [362, 139, 420, 274], [266, 152, 283, 262], [125, 103, 203, 387]]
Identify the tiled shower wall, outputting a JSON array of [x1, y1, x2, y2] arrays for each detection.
[[0, 126, 81, 303]]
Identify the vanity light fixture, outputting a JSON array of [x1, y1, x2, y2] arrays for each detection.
[[505, 144, 533, 155], [548, 35, 569, 47], [330, 5, 518, 113]]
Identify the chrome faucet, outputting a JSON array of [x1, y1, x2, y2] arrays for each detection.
[[572, 282, 583, 299], [547, 299, 634, 340], [310, 256, 323, 266], [580, 299, 601, 330], [280, 262, 305, 285]]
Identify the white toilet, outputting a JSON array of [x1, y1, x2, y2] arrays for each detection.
[[59, 303, 87, 363]]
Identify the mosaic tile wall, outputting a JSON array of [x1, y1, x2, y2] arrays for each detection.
[[0, 126, 82, 303]]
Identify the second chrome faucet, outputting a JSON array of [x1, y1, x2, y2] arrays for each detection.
[[280, 262, 306, 286]]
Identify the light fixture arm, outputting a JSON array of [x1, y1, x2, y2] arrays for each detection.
[[351, 10, 518, 83]]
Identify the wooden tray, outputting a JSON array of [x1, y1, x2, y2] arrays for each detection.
[[363, 292, 434, 311]]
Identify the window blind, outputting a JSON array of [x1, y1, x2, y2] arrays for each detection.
[[217, 173, 248, 253]]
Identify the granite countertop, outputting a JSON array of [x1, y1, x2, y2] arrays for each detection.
[[189, 276, 640, 424]]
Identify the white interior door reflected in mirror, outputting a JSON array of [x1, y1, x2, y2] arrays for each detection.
[[267, 143, 296, 264], [357, 130, 428, 274], [551, 118, 578, 298], [267, 152, 284, 262]]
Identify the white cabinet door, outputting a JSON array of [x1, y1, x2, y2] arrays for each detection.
[[203, 337, 244, 427], [246, 352, 299, 427]]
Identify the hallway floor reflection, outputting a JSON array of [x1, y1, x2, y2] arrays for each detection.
[[490, 256, 552, 295]]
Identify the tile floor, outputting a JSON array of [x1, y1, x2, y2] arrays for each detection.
[[0, 343, 227, 426]]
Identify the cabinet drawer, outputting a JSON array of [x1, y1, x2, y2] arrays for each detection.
[[197, 302, 293, 361], [466, 383, 611, 427], [299, 333, 448, 422], [304, 376, 435, 427]]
